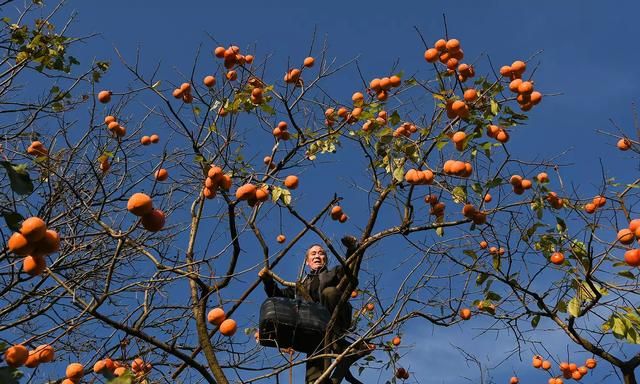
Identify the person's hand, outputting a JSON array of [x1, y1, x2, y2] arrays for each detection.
[[258, 266, 271, 280]]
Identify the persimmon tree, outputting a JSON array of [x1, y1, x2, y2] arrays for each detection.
[[2, 2, 639, 384]]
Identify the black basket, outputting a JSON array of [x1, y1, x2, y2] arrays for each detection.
[[258, 297, 331, 354]]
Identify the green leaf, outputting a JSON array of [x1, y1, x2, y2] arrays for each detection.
[[556, 217, 567, 233], [0, 367, 19, 384], [451, 186, 466, 204], [389, 111, 401, 126], [556, 300, 567, 313], [260, 103, 275, 115], [271, 187, 282, 203], [193, 154, 205, 164], [151, 80, 161, 89], [568, 296, 582, 318], [107, 371, 135, 384], [193, 106, 201, 117], [475, 272, 488, 285], [490, 99, 499, 116], [2, 211, 23, 232], [463, 249, 478, 260], [0, 161, 34, 195], [435, 226, 444, 237], [485, 177, 503, 189], [612, 316, 626, 339], [281, 190, 292, 205], [492, 253, 501, 271], [626, 326, 640, 344], [486, 291, 502, 301], [531, 315, 540, 329], [393, 167, 405, 183], [618, 270, 635, 279]]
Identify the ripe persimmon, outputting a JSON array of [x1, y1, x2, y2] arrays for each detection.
[[460, 308, 472, 320], [66, 363, 84, 380], [500, 66, 512, 77], [127, 193, 153, 216], [624, 249, 640, 267], [331, 206, 343, 220], [495, 129, 509, 143], [517, 81, 533, 95], [284, 175, 299, 189], [452, 131, 466, 144], [219, 319, 237, 336], [510, 60, 526, 76], [536, 172, 549, 183], [463, 89, 478, 102], [617, 228, 635, 245], [480, 241, 488, 249], [20, 217, 47, 242], [140, 136, 151, 145], [389, 75, 401, 87], [4, 344, 29, 367], [131, 358, 145, 372], [532, 356, 543, 368], [303, 56, 315, 67], [23, 255, 46, 276], [214, 47, 226, 58], [93, 360, 108, 374], [149, 134, 159, 143], [446, 39, 460, 51], [33, 344, 54, 363], [154, 168, 168, 181], [24, 350, 40, 368], [509, 79, 523, 92], [220, 174, 232, 191], [530, 91, 542, 105], [207, 308, 227, 325], [391, 336, 401, 346], [584, 203, 596, 214], [203, 75, 216, 87], [276, 234, 286, 243], [141, 209, 165, 232], [424, 48, 439, 63], [226, 70, 237, 81], [592, 195, 606, 207], [27, 141, 48, 156], [98, 90, 112, 103], [585, 358, 597, 369], [618, 138, 631, 151], [487, 124, 500, 138], [203, 187, 216, 199], [8, 232, 33, 256]]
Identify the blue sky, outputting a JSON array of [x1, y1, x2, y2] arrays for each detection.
[[10, 0, 640, 382]]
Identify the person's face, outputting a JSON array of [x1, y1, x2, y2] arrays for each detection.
[[306, 245, 327, 271]]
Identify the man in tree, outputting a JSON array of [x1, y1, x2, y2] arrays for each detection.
[[259, 238, 365, 384]]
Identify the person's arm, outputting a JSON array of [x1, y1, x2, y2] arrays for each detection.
[[334, 265, 358, 287], [259, 267, 295, 298]]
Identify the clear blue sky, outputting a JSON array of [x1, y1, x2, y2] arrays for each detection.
[[23, 0, 640, 382]]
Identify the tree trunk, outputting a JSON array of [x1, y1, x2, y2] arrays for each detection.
[[623, 367, 637, 384]]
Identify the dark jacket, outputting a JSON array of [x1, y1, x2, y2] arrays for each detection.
[[263, 265, 345, 304]]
